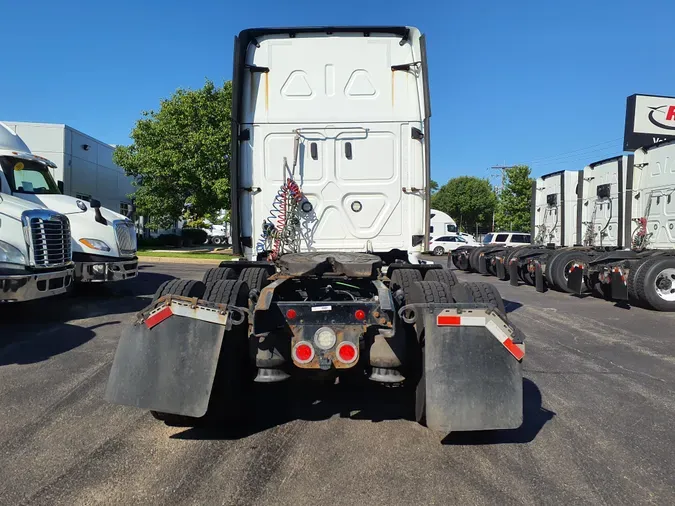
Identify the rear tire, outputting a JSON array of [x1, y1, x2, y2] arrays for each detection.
[[202, 267, 237, 285], [238, 267, 270, 292], [424, 268, 458, 289], [462, 281, 507, 315], [627, 259, 650, 301], [212, 236, 223, 246], [152, 280, 252, 427], [406, 280, 454, 424], [151, 279, 206, 302], [432, 246, 445, 256], [635, 256, 675, 311], [390, 269, 423, 294], [549, 251, 589, 293], [468, 247, 484, 272]]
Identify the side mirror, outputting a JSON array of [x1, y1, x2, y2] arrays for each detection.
[[57, 180, 64, 193], [89, 198, 107, 225]]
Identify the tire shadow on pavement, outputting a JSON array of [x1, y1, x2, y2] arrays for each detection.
[[440, 378, 554, 445], [170, 377, 553, 446], [503, 299, 523, 313], [0, 322, 105, 365], [0, 272, 176, 325]]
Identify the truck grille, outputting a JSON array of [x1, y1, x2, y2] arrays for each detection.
[[114, 221, 137, 256], [23, 211, 72, 268]]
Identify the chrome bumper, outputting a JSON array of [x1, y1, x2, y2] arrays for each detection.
[[75, 258, 138, 283], [0, 267, 75, 302]]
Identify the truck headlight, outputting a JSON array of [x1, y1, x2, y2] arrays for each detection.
[[0, 240, 27, 265], [79, 238, 111, 252]]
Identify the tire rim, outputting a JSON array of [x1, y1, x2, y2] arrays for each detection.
[[654, 268, 675, 301], [563, 260, 576, 282], [433, 247, 444, 256]]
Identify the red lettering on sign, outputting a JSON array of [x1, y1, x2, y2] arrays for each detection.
[[667, 106, 675, 122]]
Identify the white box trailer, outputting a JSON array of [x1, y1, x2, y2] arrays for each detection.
[[105, 26, 526, 436]]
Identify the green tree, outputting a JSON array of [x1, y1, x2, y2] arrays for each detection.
[[494, 165, 533, 232], [114, 80, 232, 229], [432, 176, 496, 231], [430, 179, 439, 194]]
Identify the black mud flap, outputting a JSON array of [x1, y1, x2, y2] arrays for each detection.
[[611, 271, 629, 300], [567, 264, 584, 294], [478, 254, 488, 275], [104, 316, 225, 418], [495, 258, 507, 280], [423, 307, 523, 432], [535, 261, 547, 293], [509, 260, 520, 286]]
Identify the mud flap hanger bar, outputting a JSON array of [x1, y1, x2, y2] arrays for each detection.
[[398, 304, 525, 361], [140, 295, 249, 330]]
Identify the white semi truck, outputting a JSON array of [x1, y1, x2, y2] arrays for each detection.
[[0, 192, 74, 302], [567, 141, 675, 310], [105, 26, 526, 436], [0, 123, 137, 284], [453, 159, 631, 293]]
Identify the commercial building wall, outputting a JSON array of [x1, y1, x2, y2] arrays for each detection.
[[2, 121, 135, 214]]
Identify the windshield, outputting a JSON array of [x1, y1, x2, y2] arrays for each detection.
[[0, 156, 60, 195]]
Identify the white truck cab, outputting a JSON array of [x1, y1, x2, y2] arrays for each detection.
[[230, 26, 431, 263], [0, 192, 74, 301], [0, 123, 137, 283]]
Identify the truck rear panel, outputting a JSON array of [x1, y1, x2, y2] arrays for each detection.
[[230, 27, 430, 260]]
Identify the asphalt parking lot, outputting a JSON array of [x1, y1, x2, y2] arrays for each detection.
[[1, 260, 674, 505]]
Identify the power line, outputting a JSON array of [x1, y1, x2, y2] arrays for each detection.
[[532, 146, 621, 168], [526, 137, 622, 164]]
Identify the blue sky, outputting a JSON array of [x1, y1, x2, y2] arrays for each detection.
[[3, 0, 673, 184]]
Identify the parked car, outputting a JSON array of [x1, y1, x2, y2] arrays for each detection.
[[482, 232, 531, 246], [429, 234, 477, 256], [459, 232, 477, 242]]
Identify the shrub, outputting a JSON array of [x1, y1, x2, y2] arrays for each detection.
[[182, 228, 208, 245]]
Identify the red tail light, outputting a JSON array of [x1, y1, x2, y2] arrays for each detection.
[[354, 309, 366, 321], [293, 342, 314, 364], [336, 341, 358, 364], [286, 309, 297, 320]]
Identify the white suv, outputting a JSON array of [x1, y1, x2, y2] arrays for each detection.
[[429, 234, 478, 255], [482, 232, 531, 245]]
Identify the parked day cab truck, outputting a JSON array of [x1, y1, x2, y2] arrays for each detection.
[[0, 192, 74, 302], [105, 26, 526, 437], [0, 123, 138, 284]]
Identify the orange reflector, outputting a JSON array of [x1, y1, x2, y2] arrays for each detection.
[[145, 306, 173, 329], [502, 338, 525, 361], [437, 315, 461, 326]]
